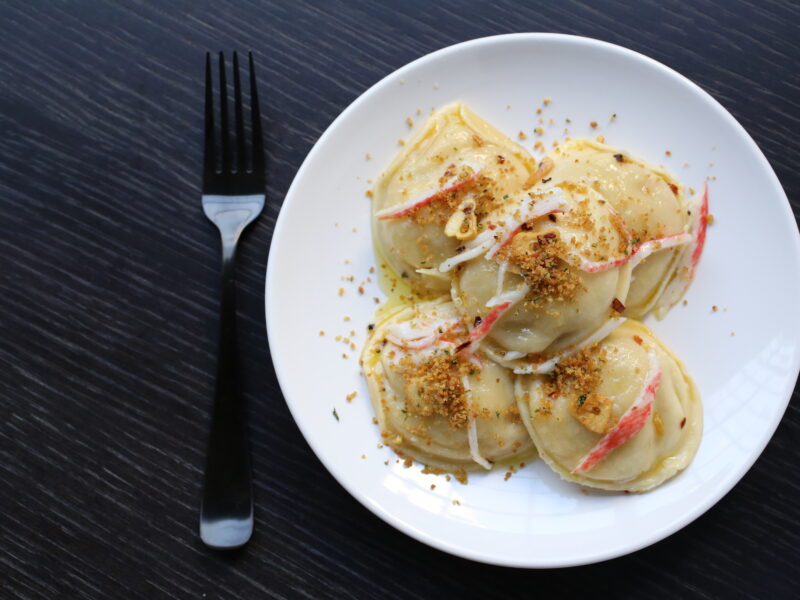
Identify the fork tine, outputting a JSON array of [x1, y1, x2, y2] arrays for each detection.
[[248, 52, 264, 175], [232, 52, 247, 173], [218, 52, 230, 173], [204, 53, 215, 176]]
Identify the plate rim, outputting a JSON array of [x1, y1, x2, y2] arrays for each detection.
[[265, 32, 800, 568]]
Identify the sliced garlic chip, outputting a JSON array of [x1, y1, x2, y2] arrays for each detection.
[[444, 198, 478, 240]]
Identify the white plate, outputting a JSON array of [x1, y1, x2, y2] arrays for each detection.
[[266, 33, 800, 567]]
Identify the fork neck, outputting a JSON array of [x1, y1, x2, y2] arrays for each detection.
[[221, 242, 239, 284]]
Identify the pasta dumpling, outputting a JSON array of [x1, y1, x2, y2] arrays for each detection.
[[372, 102, 539, 294], [546, 139, 692, 318], [515, 320, 702, 491], [451, 183, 632, 370], [362, 299, 535, 475]]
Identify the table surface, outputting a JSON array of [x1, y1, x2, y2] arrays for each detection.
[[2, 1, 798, 598]]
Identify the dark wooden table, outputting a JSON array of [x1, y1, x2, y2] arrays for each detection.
[[2, 1, 798, 598]]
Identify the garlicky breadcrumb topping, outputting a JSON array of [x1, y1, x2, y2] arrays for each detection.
[[397, 350, 477, 429], [499, 231, 583, 309]]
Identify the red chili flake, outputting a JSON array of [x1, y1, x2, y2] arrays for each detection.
[[541, 177, 551, 183], [680, 417, 687, 428], [488, 223, 497, 230], [633, 335, 643, 345], [613, 153, 625, 163], [537, 232, 557, 244], [497, 155, 506, 164], [520, 222, 533, 231], [548, 214, 557, 222], [611, 298, 626, 313], [473, 315, 483, 327], [455, 341, 471, 353], [455, 245, 465, 253], [669, 183, 679, 195]]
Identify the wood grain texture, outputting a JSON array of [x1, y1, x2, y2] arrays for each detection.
[[1, 0, 798, 598]]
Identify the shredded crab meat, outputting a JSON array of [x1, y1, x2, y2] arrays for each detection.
[[385, 317, 463, 350], [438, 230, 495, 273], [572, 351, 662, 474], [523, 156, 554, 189], [485, 189, 567, 259], [375, 162, 483, 220], [485, 285, 529, 308], [513, 318, 627, 374], [495, 261, 509, 297], [655, 183, 710, 314], [465, 352, 484, 370], [465, 373, 492, 470]]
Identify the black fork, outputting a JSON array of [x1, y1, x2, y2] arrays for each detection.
[[200, 51, 265, 550]]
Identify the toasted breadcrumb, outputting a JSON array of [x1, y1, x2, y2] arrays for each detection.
[[498, 231, 582, 310], [396, 352, 475, 429]]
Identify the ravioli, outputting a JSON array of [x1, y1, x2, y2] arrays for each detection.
[[515, 320, 702, 491], [372, 102, 539, 295], [451, 184, 632, 368], [362, 299, 535, 474], [363, 104, 707, 493], [546, 139, 691, 318]]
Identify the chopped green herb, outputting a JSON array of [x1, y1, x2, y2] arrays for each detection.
[[401, 271, 408, 278], [332, 408, 340, 421], [578, 394, 587, 406]]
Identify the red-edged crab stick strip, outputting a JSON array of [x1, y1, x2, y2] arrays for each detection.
[[374, 165, 482, 220], [654, 183, 710, 311], [484, 190, 567, 259], [513, 317, 626, 374], [573, 232, 692, 273], [571, 352, 662, 474], [456, 301, 514, 353], [627, 232, 692, 270]]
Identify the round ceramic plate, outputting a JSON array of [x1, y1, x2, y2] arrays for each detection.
[[266, 34, 800, 567]]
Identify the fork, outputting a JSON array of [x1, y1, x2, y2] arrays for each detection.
[[199, 51, 265, 550]]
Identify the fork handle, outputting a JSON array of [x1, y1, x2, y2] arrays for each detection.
[[200, 242, 253, 548]]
